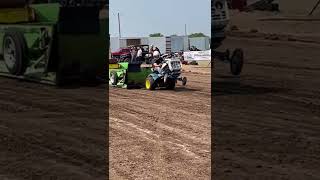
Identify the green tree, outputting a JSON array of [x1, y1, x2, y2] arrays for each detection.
[[149, 33, 164, 37], [189, 32, 207, 38]]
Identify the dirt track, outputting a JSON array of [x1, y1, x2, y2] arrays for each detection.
[[214, 37, 320, 179], [0, 80, 107, 180], [109, 70, 211, 179]]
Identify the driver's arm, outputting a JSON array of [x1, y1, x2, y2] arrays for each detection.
[[153, 63, 161, 67]]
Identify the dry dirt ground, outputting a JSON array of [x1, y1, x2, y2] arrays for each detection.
[[228, 0, 320, 44], [213, 3, 320, 178], [0, 80, 107, 180], [109, 68, 211, 179], [214, 36, 320, 179]]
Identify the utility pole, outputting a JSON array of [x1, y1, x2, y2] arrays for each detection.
[[118, 13, 121, 38], [185, 24, 187, 36], [183, 24, 190, 50], [309, 0, 320, 16], [185, 24, 190, 50]]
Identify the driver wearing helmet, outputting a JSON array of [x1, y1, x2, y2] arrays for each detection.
[[152, 50, 163, 74], [154, 46, 161, 54]]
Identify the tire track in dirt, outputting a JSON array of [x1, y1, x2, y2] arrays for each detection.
[[0, 78, 107, 179], [214, 37, 320, 179], [110, 72, 211, 179]]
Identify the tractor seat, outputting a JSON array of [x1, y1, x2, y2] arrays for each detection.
[[151, 67, 160, 74], [151, 69, 159, 74]]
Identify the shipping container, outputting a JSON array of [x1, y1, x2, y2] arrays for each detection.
[[110, 37, 120, 52], [148, 37, 166, 54], [170, 36, 189, 52], [189, 37, 210, 50]]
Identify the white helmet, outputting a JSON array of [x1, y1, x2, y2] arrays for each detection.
[[153, 51, 160, 58]]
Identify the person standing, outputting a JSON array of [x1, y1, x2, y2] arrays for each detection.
[[131, 47, 137, 63], [136, 46, 143, 63], [149, 45, 154, 54]]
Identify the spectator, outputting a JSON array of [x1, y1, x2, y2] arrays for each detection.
[[149, 45, 154, 54], [136, 46, 143, 62], [131, 47, 137, 63], [149, 45, 154, 58]]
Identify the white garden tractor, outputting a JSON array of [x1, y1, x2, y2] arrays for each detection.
[[212, 0, 244, 75]]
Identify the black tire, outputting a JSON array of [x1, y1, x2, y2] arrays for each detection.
[[110, 71, 118, 85], [146, 76, 156, 90], [2, 31, 28, 75], [230, 48, 244, 76], [55, 62, 80, 87], [182, 77, 187, 86], [55, 68, 68, 87], [166, 78, 176, 90]]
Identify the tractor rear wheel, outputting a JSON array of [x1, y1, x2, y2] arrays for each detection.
[[145, 76, 156, 90], [166, 78, 176, 90], [3, 31, 28, 75]]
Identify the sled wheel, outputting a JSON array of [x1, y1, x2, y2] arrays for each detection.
[[110, 71, 118, 85], [3, 31, 28, 75]]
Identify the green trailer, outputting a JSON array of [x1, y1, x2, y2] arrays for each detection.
[[109, 62, 152, 89], [0, 1, 108, 86]]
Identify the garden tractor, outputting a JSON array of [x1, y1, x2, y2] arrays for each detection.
[[145, 57, 187, 90], [0, 0, 108, 86], [212, 0, 244, 75]]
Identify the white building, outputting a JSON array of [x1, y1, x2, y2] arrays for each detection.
[[110, 35, 210, 53]]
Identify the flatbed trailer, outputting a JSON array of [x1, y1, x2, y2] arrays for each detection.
[[109, 62, 152, 89]]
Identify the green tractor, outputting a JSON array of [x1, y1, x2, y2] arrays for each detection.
[[0, 0, 108, 86], [109, 61, 152, 89]]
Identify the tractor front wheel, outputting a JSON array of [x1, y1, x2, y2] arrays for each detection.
[[182, 77, 187, 86], [230, 48, 244, 76]]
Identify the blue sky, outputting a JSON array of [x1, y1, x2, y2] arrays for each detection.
[[109, 0, 211, 37]]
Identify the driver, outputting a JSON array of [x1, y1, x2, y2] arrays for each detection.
[[152, 51, 163, 74], [154, 46, 161, 54]]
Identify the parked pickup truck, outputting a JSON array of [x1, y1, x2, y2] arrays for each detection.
[[111, 48, 131, 61]]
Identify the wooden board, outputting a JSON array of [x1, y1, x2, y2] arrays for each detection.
[[0, 7, 35, 24], [109, 64, 120, 69]]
